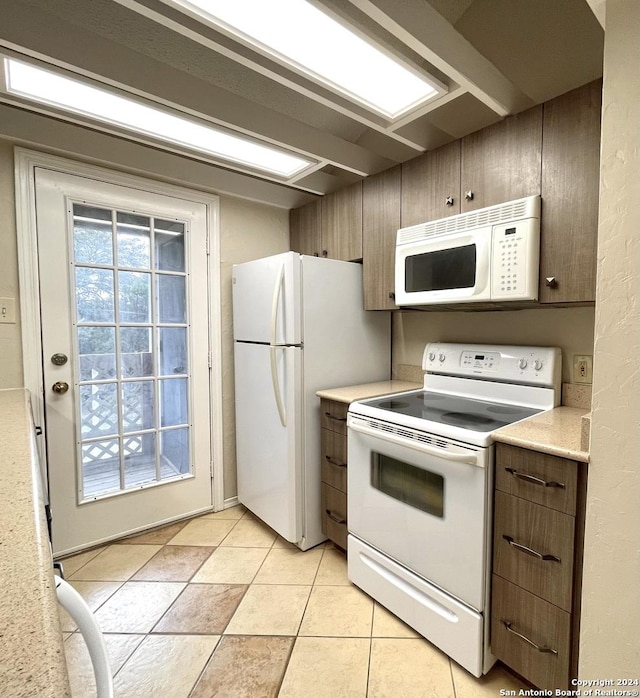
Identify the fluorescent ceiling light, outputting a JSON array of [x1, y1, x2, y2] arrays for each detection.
[[168, 0, 443, 119], [4, 58, 313, 178]]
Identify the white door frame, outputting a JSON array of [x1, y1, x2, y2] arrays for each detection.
[[14, 147, 224, 512]]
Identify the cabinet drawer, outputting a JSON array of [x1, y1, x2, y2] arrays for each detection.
[[321, 429, 347, 492], [493, 491, 575, 611], [321, 399, 348, 436], [491, 575, 571, 690], [321, 482, 347, 550], [495, 443, 578, 515]]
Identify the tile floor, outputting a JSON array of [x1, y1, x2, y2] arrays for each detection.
[[59, 506, 529, 697]]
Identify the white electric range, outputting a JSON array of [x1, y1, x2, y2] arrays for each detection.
[[347, 343, 561, 677]]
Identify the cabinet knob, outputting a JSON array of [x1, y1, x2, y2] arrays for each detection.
[[464, 190, 474, 201], [313, 252, 319, 257], [388, 291, 396, 300], [545, 276, 558, 288], [445, 196, 454, 207], [322, 250, 328, 258]]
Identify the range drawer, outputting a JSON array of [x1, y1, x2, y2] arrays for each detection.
[[491, 575, 571, 690], [321, 399, 348, 436], [495, 443, 578, 515], [493, 491, 575, 611], [321, 428, 347, 492], [321, 482, 347, 550]]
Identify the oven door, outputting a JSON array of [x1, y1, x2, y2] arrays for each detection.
[[394, 228, 491, 306], [347, 414, 492, 611]]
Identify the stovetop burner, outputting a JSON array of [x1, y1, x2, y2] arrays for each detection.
[[363, 390, 542, 433]]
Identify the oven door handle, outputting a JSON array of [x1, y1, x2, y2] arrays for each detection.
[[348, 418, 480, 466]]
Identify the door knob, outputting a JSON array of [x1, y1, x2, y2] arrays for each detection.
[[52, 381, 69, 394]]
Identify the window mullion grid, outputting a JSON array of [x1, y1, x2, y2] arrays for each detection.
[[112, 208, 126, 492], [150, 215, 161, 483]]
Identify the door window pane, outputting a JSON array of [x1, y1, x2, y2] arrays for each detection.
[[81, 439, 120, 497], [76, 267, 115, 322], [78, 327, 116, 381], [159, 328, 187, 376], [73, 204, 113, 265], [161, 428, 189, 475], [155, 220, 185, 272], [371, 453, 444, 517], [80, 383, 118, 439], [117, 212, 151, 269], [157, 275, 186, 323], [121, 327, 153, 377], [160, 378, 188, 427], [122, 381, 155, 433], [123, 433, 157, 488], [119, 271, 151, 323]]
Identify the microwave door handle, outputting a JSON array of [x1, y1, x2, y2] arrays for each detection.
[[270, 263, 285, 346], [348, 418, 480, 466]]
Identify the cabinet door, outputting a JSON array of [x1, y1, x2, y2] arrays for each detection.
[[540, 80, 602, 303], [290, 200, 321, 257], [363, 166, 401, 310], [401, 141, 461, 226], [321, 181, 363, 261], [461, 105, 542, 212]]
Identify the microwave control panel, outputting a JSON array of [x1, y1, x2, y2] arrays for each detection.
[[490, 219, 540, 301]]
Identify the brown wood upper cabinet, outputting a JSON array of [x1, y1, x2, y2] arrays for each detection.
[[362, 166, 401, 310], [460, 105, 542, 212], [401, 141, 461, 226], [539, 80, 602, 303], [321, 181, 363, 261], [290, 199, 322, 257]]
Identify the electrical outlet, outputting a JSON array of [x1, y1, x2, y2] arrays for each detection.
[[573, 354, 593, 384], [0, 297, 16, 324]]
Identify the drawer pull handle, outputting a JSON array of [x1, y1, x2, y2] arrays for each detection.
[[325, 455, 347, 467], [505, 467, 565, 489], [502, 535, 560, 562], [502, 621, 558, 655], [325, 412, 347, 422], [325, 509, 346, 524]]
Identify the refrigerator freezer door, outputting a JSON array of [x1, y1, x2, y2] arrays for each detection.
[[234, 341, 302, 542], [232, 251, 301, 345]]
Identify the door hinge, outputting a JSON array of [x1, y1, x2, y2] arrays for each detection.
[[208, 351, 212, 369], [206, 231, 210, 255]]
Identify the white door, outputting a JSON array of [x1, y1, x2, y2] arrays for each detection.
[[347, 416, 489, 611], [234, 341, 302, 542], [231, 251, 301, 345], [35, 168, 213, 555]]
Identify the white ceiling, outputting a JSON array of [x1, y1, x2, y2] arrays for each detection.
[[0, 0, 603, 206]]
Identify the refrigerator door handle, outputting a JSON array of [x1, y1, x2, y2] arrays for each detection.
[[270, 346, 287, 427], [270, 262, 285, 346]]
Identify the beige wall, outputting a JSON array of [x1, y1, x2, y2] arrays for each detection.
[[579, 0, 640, 677], [219, 197, 289, 498], [0, 139, 24, 388], [392, 306, 595, 386], [0, 133, 288, 503]]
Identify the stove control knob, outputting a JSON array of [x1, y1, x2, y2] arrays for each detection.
[[428, 352, 436, 362], [518, 358, 528, 370], [438, 353, 446, 363], [534, 359, 543, 371]]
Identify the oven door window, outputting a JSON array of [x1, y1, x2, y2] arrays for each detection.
[[405, 244, 476, 293], [371, 453, 444, 518]]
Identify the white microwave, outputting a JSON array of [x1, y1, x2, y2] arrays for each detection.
[[395, 195, 541, 306]]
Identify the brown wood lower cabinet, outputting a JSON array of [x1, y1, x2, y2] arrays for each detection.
[[491, 443, 587, 690], [320, 398, 349, 549]]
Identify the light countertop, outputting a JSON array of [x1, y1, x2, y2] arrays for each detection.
[[316, 380, 422, 404], [0, 389, 71, 697], [492, 406, 590, 462]]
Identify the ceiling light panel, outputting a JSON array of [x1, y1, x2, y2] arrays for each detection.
[[165, 0, 446, 119], [3, 58, 314, 178]]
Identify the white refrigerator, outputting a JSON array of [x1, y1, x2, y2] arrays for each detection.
[[232, 252, 390, 550]]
